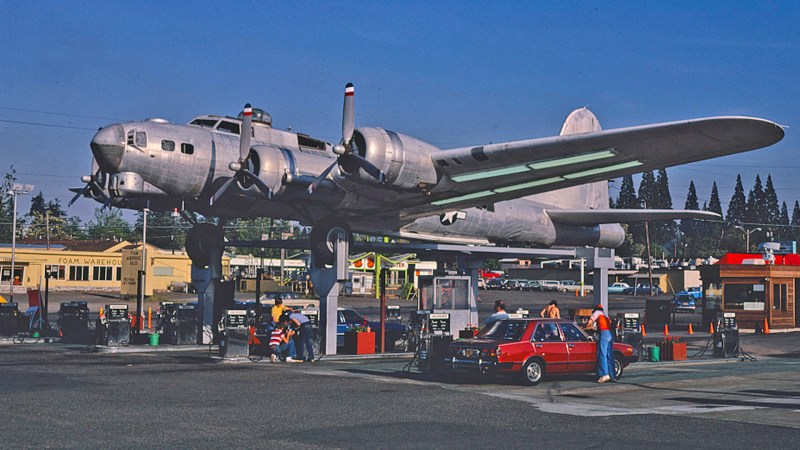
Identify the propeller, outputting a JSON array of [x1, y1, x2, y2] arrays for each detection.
[[307, 83, 385, 194], [69, 158, 112, 209], [210, 104, 274, 206]]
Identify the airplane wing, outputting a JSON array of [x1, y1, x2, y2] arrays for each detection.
[[422, 116, 784, 211], [545, 209, 721, 225]]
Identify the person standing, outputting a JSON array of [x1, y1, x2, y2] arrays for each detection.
[[539, 300, 561, 319], [484, 300, 510, 325], [289, 310, 314, 362], [584, 304, 615, 383]]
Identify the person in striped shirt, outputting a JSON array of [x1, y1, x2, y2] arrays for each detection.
[[269, 322, 299, 362]]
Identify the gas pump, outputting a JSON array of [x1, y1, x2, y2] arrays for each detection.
[[713, 312, 739, 358], [417, 312, 453, 372], [166, 304, 198, 345], [101, 304, 130, 347], [0, 302, 22, 336], [615, 312, 642, 350], [386, 305, 402, 323], [58, 301, 90, 343], [219, 309, 249, 358]]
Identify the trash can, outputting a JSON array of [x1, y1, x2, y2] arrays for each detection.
[[648, 346, 660, 362], [149, 333, 160, 346]]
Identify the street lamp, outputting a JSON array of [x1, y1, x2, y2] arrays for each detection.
[[8, 183, 34, 302], [734, 225, 761, 253]]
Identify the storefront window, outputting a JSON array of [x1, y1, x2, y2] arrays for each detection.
[[69, 266, 90, 281], [723, 283, 765, 310], [47, 265, 66, 280], [93, 266, 114, 281]]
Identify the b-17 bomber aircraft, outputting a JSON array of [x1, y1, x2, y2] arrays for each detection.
[[74, 83, 784, 267]]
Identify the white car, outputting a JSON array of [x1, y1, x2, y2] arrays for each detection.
[[608, 282, 631, 294], [538, 280, 561, 292], [559, 280, 593, 294]]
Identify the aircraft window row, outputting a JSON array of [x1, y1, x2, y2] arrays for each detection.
[[161, 140, 175, 152], [181, 143, 194, 155]]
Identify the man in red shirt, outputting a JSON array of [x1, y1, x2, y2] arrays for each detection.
[[585, 304, 615, 383]]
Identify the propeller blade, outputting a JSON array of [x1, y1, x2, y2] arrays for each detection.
[[100, 196, 113, 211], [342, 83, 355, 147], [210, 177, 237, 206], [242, 169, 273, 200], [68, 184, 91, 206], [239, 103, 252, 162], [307, 160, 338, 194], [349, 153, 385, 183]]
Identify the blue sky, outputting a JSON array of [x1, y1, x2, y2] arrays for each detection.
[[1, 1, 798, 220]]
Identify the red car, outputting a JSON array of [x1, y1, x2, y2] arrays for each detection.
[[447, 318, 636, 385]]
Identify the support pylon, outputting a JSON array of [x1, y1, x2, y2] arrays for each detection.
[[763, 318, 770, 335], [663, 324, 669, 336], [640, 325, 646, 336], [709, 322, 714, 334], [688, 323, 694, 335]]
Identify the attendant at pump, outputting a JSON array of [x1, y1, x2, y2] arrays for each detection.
[[269, 322, 299, 362], [271, 296, 291, 325], [585, 304, 615, 383], [540, 300, 561, 319], [484, 300, 509, 325], [288, 310, 314, 362]]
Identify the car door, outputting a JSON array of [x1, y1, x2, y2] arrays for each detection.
[[530, 322, 569, 373], [559, 322, 596, 373]]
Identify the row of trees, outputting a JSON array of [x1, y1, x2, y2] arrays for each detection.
[[613, 170, 800, 258]]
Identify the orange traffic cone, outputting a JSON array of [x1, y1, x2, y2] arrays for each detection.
[[763, 318, 770, 335], [709, 322, 714, 334], [641, 325, 646, 336], [688, 323, 694, 335], [663, 324, 669, 336]]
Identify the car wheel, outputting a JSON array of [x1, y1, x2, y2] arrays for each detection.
[[521, 358, 544, 386], [613, 354, 624, 380]]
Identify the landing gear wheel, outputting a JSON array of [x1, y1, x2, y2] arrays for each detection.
[[613, 354, 624, 380], [521, 358, 544, 386], [185, 223, 224, 269], [310, 220, 352, 268]]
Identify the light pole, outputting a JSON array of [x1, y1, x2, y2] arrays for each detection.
[[8, 183, 34, 302], [734, 225, 761, 253]]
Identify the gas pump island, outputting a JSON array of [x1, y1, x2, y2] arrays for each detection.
[[189, 222, 615, 357]]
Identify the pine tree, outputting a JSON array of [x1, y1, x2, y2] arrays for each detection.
[[745, 175, 767, 246], [722, 175, 748, 252], [680, 181, 699, 257], [704, 182, 724, 256], [0, 167, 18, 243], [615, 175, 638, 209], [650, 169, 676, 254], [778, 201, 790, 241], [792, 201, 800, 243], [86, 208, 133, 241]]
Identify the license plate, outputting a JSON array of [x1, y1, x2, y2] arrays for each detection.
[[463, 348, 479, 358]]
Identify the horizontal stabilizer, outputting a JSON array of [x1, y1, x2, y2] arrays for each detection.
[[546, 209, 721, 225]]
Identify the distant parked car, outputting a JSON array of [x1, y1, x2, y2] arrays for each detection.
[[503, 279, 523, 291], [623, 284, 663, 296], [477, 278, 486, 289], [559, 280, 593, 294], [486, 278, 506, 290], [519, 280, 540, 291], [538, 280, 561, 292], [607, 282, 631, 294], [672, 293, 696, 312]]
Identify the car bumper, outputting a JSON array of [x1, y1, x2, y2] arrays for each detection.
[[446, 357, 513, 372]]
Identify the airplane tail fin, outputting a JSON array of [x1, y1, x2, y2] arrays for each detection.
[[526, 108, 609, 209]]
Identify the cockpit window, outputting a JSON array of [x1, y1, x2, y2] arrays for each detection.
[[181, 143, 194, 155], [190, 119, 218, 128], [161, 140, 175, 152], [297, 134, 327, 151], [216, 121, 240, 135], [135, 131, 147, 147]]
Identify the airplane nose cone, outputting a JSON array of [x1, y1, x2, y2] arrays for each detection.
[[91, 124, 125, 172]]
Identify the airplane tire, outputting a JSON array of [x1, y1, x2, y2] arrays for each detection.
[[185, 223, 224, 268], [310, 221, 352, 268]]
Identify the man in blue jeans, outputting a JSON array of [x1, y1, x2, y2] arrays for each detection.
[[269, 322, 300, 362], [585, 304, 615, 383], [288, 310, 314, 362]]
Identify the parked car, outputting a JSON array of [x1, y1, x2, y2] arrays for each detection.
[[447, 318, 636, 385], [685, 286, 702, 299], [623, 284, 663, 296], [486, 278, 506, 290], [672, 292, 696, 312], [558, 280, 593, 294], [607, 282, 631, 294], [519, 280, 540, 291], [538, 280, 561, 292], [477, 278, 486, 289], [337, 307, 407, 351], [503, 279, 523, 290]]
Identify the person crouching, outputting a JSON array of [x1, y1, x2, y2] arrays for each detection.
[[269, 321, 300, 362]]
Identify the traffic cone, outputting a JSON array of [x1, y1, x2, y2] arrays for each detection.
[[640, 325, 646, 336], [763, 318, 770, 335], [709, 322, 714, 334], [663, 324, 669, 336], [688, 323, 694, 335]]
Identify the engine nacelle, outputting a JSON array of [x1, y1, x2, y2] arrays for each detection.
[[247, 145, 291, 197], [347, 127, 439, 190]]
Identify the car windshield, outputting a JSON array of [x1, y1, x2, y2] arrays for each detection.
[[341, 309, 366, 324], [477, 320, 526, 341]]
